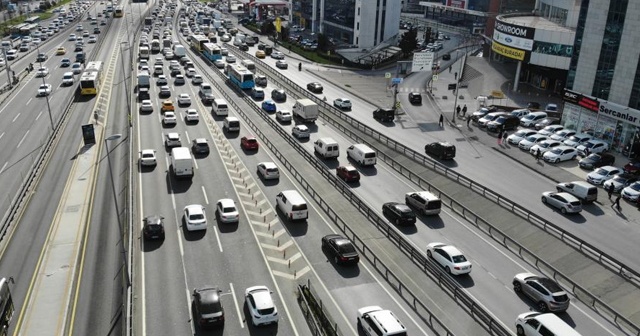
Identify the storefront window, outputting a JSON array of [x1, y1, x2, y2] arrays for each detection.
[[561, 104, 582, 130], [532, 41, 573, 57]]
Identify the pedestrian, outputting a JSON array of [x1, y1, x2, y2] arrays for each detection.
[[607, 183, 615, 199], [467, 116, 471, 127], [502, 130, 508, 144], [298, 62, 302, 71], [613, 194, 622, 210], [462, 104, 467, 117], [498, 129, 504, 144], [584, 147, 589, 157], [456, 105, 461, 116], [454, 72, 458, 80], [439, 114, 444, 128], [535, 148, 541, 161]]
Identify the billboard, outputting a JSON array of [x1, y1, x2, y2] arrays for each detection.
[[491, 41, 526, 61], [446, 0, 466, 8], [563, 89, 599, 112], [493, 30, 533, 51], [494, 20, 535, 39]]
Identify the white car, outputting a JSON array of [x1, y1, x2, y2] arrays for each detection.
[[177, 93, 191, 106], [88, 36, 97, 43], [257, 162, 279, 180], [333, 98, 352, 110], [183, 204, 207, 231], [185, 68, 197, 77], [275, 60, 288, 69], [139, 149, 157, 166], [68, 34, 77, 41], [587, 165, 622, 185], [292, 125, 310, 139], [507, 130, 537, 145], [576, 139, 609, 156], [37, 83, 52, 96], [225, 55, 236, 63], [36, 67, 49, 77], [426, 242, 472, 275], [563, 133, 592, 147], [76, 25, 83, 31], [529, 139, 562, 155], [542, 145, 577, 163], [214, 59, 225, 69], [165, 132, 181, 147], [245, 286, 278, 326], [72, 63, 83, 74], [518, 134, 548, 151], [549, 129, 576, 142], [140, 100, 153, 112], [216, 199, 239, 223], [192, 74, 203, 84], [270, 51, 285, 59], [156, 75, 168, 85], [163, 111, 177, 125], [276, 110, 292, 123], [184, 109, 199, 122], [622, 182, 640, 201], [537, 125, 564, 136], [220, 34, 231, 42], [541, 191, 582, 214]]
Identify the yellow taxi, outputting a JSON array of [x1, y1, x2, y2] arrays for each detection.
[[161, 99, 175, 112], [56, 47, 66, 55], [255, 50, 266, 59]]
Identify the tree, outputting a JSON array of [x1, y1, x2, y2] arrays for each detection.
[[398, 28, 418, 57], [317, 33, 328, 51], [261, 20, 275, 35]]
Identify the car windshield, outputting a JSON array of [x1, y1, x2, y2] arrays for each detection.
[[631, 183, 640, 191], [539, 142, 552, 148], [514, 130, 529, 137], [338, 243, 356, 254], [612, 176, 626, 183], [595, 168, 608, 175], [223, 206, 236, 213], [495, 117, 506, 123], [550, 148, 563, 155], [585, 142, 596, 148], [525, 136, 538, 142], [452, 255, 467, 263], [190, 213, 204, 220], [587, 154, 601, 160]]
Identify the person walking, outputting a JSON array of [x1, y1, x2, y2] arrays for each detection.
[[535, 148, 541, 161], [502, 130, 508, 144], [456, 105, 461, 116], [498, 129, 504, 145], [462, 104, 467, 117], [439, 114, 444, 128], [467, 116, 471, 127], [298, 62, 302, 71], [613, 193, 622, 210], [607, 183, 615, 199], [454, 72, 458, 80]]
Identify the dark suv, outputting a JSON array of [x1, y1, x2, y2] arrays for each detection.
[[424, 142, 456, 160], [408, 92, 422, 104], [192, 287, 225, 328], [382, 202, 416, 226], [373, 108, 395, 122], [487, 115, 520, 132]]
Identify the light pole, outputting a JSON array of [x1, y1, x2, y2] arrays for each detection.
[[119, 42, 132, 123], [37, 46, 55, 131], [1, 47, 12, 88], [104, 133, 131, 287]]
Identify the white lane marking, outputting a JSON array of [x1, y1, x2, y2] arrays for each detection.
[[0, 162, 7, 175], [26, 98, 32, 106], [229, 283, 244, 328], [185, 131, 191, 143], [16, 130, 29, 148], [213, 226, 223, 252], [0, 132, 3, 140], [12, 112, 20, 123], [201, 186, 208, 204], [35, 111, 43, 121]]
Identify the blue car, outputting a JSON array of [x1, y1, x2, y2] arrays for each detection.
[[262, 100, 276, 113]]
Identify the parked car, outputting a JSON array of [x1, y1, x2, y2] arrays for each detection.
[[529, 140, 562, 155], [537, 125, 564, 136], [508, 130, 537, 145], [549, 129, 576, 142], [321, 234, 359, 265], [541, 191, 582, 214], [563, 133, 593, 147], [534, 117, 560, 130], [624, 160, 640, 174], [587, 165, 623, 185], [578, 153, 615, 170], [477, 112, 507, 128], [576, 139, 609, 156], [512, 273, 570, 312], [426, 242, 472, 275], [518, 134, 548, 151], [487, 115, 519, 132], [603, 173, 639, 193], [542, 145, 578, 163], [622, 181, 640, 201], [382, 202, 416, 226]]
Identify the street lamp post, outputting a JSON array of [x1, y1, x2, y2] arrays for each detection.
[[104, 134, 131, 287], [119, 42, 132, 123], [37, 46, 55, 131]]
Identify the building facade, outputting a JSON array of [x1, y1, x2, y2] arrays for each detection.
[[561, 0, 640, 154]]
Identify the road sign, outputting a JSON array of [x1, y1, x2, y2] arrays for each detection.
[[432, 75, 438, 81], [391, 78, 403, 85], [411, 52, 434, 73], [385, 72, 391, 78], [396, 101, 401, 109]]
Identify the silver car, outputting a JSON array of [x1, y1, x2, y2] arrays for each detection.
[[541, 191, 582, 214], [513, 273, 570, 312]]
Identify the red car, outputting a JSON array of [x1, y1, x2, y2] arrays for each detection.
[[624, 160, 640, 174], [336, 165, 360, 182], [241, 136, 259, 150]]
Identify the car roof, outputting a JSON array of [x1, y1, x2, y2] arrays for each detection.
[[217, 198, 235, 207], [439, 244, 463, 256], [259, 161, 277, 169], [185, 204, 203, 213], [246, 286, 274, 309]]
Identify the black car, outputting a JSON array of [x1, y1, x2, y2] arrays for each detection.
[[238, 43, 249, 51], [442, 53, 451, 60], [487, 115, 520, 132], [138, 87, 150, 101], [307, 82, 323, 93], [257, 42, 266, 50], [373, 108, 395, 122], [36, 53, 47, 62], [255, 74, 267, 87], [191, 138, 210, 155], [192, 287, 225, 328], [527, 101, 541, 109], [143, 215, 165, 240], [408, 92, 422, 104], [382, 202, 416, 226], [578, 153, 615, 170], [424, 142, 456, 160], [75, 45, 83, 52], [321, 234, 359, 265], [271, 88, 287, 102]]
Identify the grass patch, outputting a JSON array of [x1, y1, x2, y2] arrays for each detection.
[[280, 42, 339, 65]]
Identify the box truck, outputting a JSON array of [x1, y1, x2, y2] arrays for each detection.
[[171, 147, 194, 179], [292, 99, 319, 123]]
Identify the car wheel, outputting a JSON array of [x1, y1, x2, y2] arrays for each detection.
[[513, 282, 522, 292], [426, 250, 432, 258], [554, 158, 560, 163], [537, 301, 549, 312], [541, 197, 547, 204], [445, 266, 451, 274], [561, 207, 567, 214], [516, 325, 525, 336]]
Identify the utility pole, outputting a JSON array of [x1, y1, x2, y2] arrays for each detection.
[[2, 48, 12, 88]]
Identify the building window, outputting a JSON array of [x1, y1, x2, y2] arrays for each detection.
[[567, 0, 590, 89], [357, 7, 360, 16], [629, 58, 640, 110], [592, 0, 628, 100], [357, 22, 359, 30]]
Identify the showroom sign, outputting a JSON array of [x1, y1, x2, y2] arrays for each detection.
[[563, 89, 599, 112], [599, 100, 640, 127], [495, 20, 535, 39], [492, 41, 526, 61], [493, 30, 533, 51]]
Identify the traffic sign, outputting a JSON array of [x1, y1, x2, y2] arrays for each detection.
[[432, 75, 438, 81], [395, 101, 401, 109], [412, 52, 434, 72], [385, 72, 391, 78], [391, 78, 403, 84]]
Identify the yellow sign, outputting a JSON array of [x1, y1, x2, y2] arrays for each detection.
[[491, 90, 505, 99], [396, 102, 401, 108], [492, 41, 526, 61], [275, 17, 281, 33]]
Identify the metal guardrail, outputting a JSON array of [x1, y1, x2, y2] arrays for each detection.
[[226, 45, 640, 335], [188, 43, 505, 336], [297, 282, 341, 336]]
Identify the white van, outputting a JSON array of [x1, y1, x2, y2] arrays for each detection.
[[276, 190, 308, 221], [223, 116, 240, 132], [405, 191, 441, 215], [212, 98, 228, 116], [516, 312, 582, 336], [556, 181, 598, 203], [314, 138, 339, 159], [347, 144, 376, 166]]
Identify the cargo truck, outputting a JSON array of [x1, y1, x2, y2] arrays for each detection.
[[171, 147, 194, 179], [137, 71, 151, 88], [292, 99, 319, 123]]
